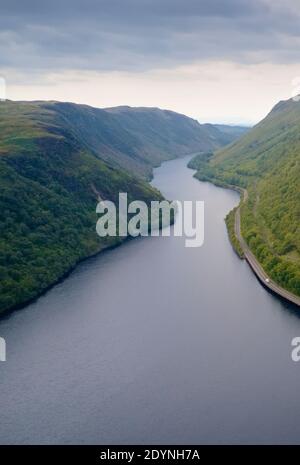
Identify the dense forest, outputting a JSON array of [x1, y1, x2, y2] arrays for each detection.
[[189, 98, 300, 297], [0, 116, 162, 312]]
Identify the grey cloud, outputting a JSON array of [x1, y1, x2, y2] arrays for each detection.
[[0, 0, 299, 76]]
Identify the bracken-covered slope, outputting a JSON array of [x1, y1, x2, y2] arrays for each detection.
[[190, 98, 300, 297]]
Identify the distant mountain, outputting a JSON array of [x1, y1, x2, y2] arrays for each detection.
[[0, 100, 244, 179], [189, 97, 300, 297], [103, 106, 244, 176], [0, 100, 242, 314], [40, 102, 243, 179], [213, 124, 249, 141]]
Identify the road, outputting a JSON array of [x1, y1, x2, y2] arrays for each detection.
[[234, 188, 300, 308]]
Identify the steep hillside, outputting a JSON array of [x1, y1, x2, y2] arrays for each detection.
[[0, 99, 246, 314], [0, 101, 243, 179], [45, 102, 241, 178], [189, 98, 300, 297], [104, 106, 237, 173], [0, 101, 164, 314]]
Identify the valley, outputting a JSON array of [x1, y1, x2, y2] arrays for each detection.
[[0, 100, 245, 314]]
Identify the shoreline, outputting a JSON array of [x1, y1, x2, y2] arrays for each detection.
[[1, 154, 196, 319], [0, 236, 131, 320], [188, 166, 300, 309], [234, 190, 300, 308]]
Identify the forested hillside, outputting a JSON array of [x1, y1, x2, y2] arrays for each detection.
[[0, 101, 163, 314], [0, 100, 244, 314], [189, 98, 300, 297]]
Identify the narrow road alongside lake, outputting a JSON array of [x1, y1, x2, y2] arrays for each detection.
[[235, 189, 300, 307]]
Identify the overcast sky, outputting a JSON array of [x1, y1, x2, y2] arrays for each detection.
[[1, 0, 300, 124]]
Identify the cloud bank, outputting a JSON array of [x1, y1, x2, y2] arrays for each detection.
[[2, 0, 300, 124], [1, 0, 300, 74]]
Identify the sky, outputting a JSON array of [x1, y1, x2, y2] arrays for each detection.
[[1, 0, 300, 125]]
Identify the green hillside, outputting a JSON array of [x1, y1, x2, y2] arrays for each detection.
[[0, 100, 246, 314], [0, 100, 243, 178], [0, 101, 164, 314], [33, 101, 240, 179], [104, 106, 242, 175], [189, 98, 300, 297]]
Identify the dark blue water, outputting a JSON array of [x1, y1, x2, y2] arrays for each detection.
[[1, 156, 300, 444]]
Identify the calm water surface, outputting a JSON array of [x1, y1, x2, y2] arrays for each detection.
[[1, 156, 300, 444]]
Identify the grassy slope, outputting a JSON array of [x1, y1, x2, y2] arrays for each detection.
[[44, 102, 240, 179], [0, 101, 164, 313], [104, 106, 234, 169], [189, 98, 300, 296]]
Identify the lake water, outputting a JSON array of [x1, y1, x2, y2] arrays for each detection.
[[1, 156, 300, 444]]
